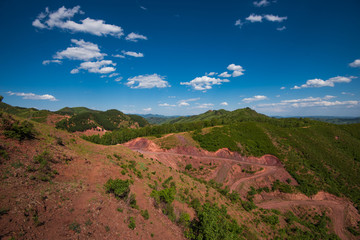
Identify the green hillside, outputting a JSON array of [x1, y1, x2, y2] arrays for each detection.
[[0, 102, 52, 123], [55, 106, 100, 115], [166, 108, 270, 124], [56, 109, 149, 132]]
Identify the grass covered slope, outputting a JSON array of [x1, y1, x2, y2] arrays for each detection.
[[193, 120, 360, 210], [55, 109, 149, 132], [0, 111, 346, 239]]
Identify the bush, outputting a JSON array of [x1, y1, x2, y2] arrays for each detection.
[[104, 178, 131, 199], [128, 217, 136, 230], [185, 164, 193, 171], [141, 209, 149, 220], [4, 120, 36, 141]]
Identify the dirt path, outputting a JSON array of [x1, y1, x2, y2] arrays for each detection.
[[125, 140, 355, 240], [258, 200, 347, 240]]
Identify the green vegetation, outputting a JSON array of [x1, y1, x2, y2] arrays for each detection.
[[186, 203, 244, 240], [128, 217, 136, 230], [56, 109, 148, 132], [104, 178, 131, 199], [69, 221, 81, 233], [141, 209, 149, 220], [1, 114, 36, 141]]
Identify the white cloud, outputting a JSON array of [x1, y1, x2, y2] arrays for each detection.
[[342, 92, 355, 96], [194, 103, 214, 109], [143, 107, 152, 112], [125, 32, 148, 42], [253, 0, 270, 7], [140, 6, 147, 10], [349, 59, 360, 68], [235, 19, 243, 28], [126, 74, 170, 89], [227, 64, 245, 77], [109, 73, 119, 78], [33, 6, 124, 37], [206, 72, 217, 76], [42, 59, 62, 65], [257, 95, 358, 109], [8, 91, 57, 101], [264, 15, 287, 22], [122, 51, 144, 58], [180, 76, 230, 91], [292, 76, 354, 89], [277, 26, 286, 31], [115, 77, 123, 82], [218, 72, 231, 78], [246, 14, 263, 23], [54, 39, 106, 61], [178, 98, 200, 107], [159, 103, 176, 107], [280, 86, 286, 90], [72, 60, 116, 74], [112, 54, 125, 58], [220, 102, 228, 106], [70, 68, 79, 74], [243, 95, 268, 103]]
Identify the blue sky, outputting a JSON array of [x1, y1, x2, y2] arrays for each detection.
[[0, 0, 360, 116]]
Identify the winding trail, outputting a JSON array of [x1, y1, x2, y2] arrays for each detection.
[[125, 139, 356, 240]]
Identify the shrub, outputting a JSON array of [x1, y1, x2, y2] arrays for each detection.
[[4, 120, 36, 141], [69, 221, 81, 233], [104, 178, 131, 199], [128, 217, 136, 230], [185, 164, 193, 171], [141, 209, 149, 220], [129, 193, 139, 209]]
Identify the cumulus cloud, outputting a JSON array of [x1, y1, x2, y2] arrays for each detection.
[[126, 74, 170, 89], [178, 98, 200, 107], [122, 51, 144, 58], [246, 14, 263, 22], [72, 60, 116, 74], [8, 91, 58, 101], [253, 0, 270, 7], [227, 64, 245, 77], [264, 14, 287, 22], [143, 107, 152, 112], [33, 6, 124, 37], [159, 103, 176, 107], [242, 95, 268, 103], [114, 77, 123, 82], [292, 76, 354, 89], [349, 59, 360, 68], [218, 72, 231, 78], [125, 32, 148, 42], [42, 59, 62, 65], [220, 102, 228, 106], [54, 39, 106, 61], [180, 76, 230, 91]]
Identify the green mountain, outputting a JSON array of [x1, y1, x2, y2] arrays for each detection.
[[166, 108, 269, 124], [55, 108, 149, 132], [139, 114, 180, 124], [0, 102, 52, 123]]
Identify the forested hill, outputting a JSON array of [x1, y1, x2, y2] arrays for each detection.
[[165, 108, 270, 124], [55, 108, 149, 132]]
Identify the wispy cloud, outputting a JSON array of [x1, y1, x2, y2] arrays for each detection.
[[122, 51, 144, 58], [143, 107, 152, 112], [42, 59, 62, 65], [159, 103, 176, 107], [218, 72, 231, 78], [264, 14, 287, 22], [253, 0, 270, 7], [194, 103, 214, 109], [125, 32, 148, 42], [33, 6, 124, 37], [220, 102, 228, 106], [242, 95, 268, 103], [246, 14, 263, 23], [8, 91, 58, 101], [126, 74, 170, 89], [292, 76, 354, 89], [178, 98, 200, 107], [276, 26, 286, 31]]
